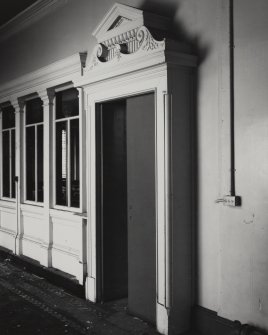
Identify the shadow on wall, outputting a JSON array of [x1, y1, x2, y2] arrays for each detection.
[[140, 0, 210, 322], [140, 0, 210, 64], [138, 2, 268, 335]]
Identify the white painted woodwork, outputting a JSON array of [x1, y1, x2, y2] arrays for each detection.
[[38, 89, 54, 267], [74, 4, 196, 334], [0, 53, 83, 105], [11, 99, 24, 256], [0, 3, 195, 334], [50, 209, 86, 283], [0, 52, 86, 283], [0, 204, 16, 233], [1, 0, 268, 332]]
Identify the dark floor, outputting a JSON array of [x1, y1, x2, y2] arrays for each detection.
[[0, 255, 199, 335]]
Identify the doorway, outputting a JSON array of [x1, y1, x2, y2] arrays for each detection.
[[96, 92, 156, 324]]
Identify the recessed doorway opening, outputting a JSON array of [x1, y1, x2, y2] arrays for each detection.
[[96, 92, 156, 324]]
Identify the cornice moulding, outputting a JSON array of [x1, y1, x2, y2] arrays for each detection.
[[82, 64, 168, 97], [0, 53, 83, 103], [77, 50, 166, 87], [0, 0, 68, 43], [76, 49, 196, 89]]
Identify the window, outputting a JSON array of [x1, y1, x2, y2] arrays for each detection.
[[25, 98, 44, 202], [55, 88, 80, 208], [1, 105, 16, 199]]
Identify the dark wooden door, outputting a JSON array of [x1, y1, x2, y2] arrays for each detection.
[[97, 93, 156, 323], [99, 100, 128, 301], [127, 93, 156, 324]]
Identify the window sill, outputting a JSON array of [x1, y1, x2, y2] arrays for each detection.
[[21, 203, 45, 215], [52, 205, 82, 214], [50, 207, 87, 221], [0, 197, 16, 202], [23, 201, 44, 207]]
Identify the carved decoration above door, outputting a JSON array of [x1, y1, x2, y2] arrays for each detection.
[[79, 3, 196, 85], [85, 3, 171, 72]]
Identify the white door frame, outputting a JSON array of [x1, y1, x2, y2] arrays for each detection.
[[84, 64, 171, 334]]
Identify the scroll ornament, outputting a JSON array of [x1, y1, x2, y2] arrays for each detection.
[[88, 26, 165, 71]]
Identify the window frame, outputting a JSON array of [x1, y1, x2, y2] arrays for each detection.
[[23, 97, 44, 206], [0, 105, 16, 202], [53, 87, 82, 212]]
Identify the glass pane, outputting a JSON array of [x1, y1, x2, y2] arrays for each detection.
[[26, 126, 36, 201], [56, 88, 79, 119], [2, 105, 15, 129], [26, 98, 43, 125], [70, 119, 80, 208], [37, 125, 43, 202], [2, 131, 10, 197], [11, 130, 16, 198], [56, 121, 68, 206]]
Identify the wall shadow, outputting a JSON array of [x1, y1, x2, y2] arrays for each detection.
[[140, 0, 210, 64]]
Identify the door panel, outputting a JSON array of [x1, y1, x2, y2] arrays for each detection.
[[100, 100, 128, 301], [127, 93, 156, 323]]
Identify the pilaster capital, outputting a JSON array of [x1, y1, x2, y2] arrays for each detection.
[[38, 88, 55, 107], [10, 97, 25, 113], [76, 86, 84, 98]]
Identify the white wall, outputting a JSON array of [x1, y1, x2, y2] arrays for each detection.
[[174, 0, 222, 313], [1, 0, 268, 331], [218, 0, 268, 328]]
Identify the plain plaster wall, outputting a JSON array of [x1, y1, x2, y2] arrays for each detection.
[[174, 0, 222, 314], [1, 0, 268, 331], [218, 0, 268, 329]]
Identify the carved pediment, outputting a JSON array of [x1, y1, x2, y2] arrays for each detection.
[[108, 16, 131, 30], [92, 3, 169, 42], [93, 4, 143, 42], [85, 3, 171, 73]]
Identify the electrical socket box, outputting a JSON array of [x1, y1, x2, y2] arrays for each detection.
[[223, 195, 241, 207]]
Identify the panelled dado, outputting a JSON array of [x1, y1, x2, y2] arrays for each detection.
[[0, 53, 87, 284], [0, 3, 195, 335], [0, 200, 16, 250]]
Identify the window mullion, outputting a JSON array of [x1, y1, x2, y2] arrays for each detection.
[[35, 125, 38, 202], [53, 99, 56, 207], [67, 119, 71, 207], [0, 114, 2, 199], [9, 130, 12, 198], [23, 113, 26, 203], [78, 89, 83, 211]]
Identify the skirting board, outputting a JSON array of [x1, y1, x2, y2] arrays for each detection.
[[191, 305, 235, 335]]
